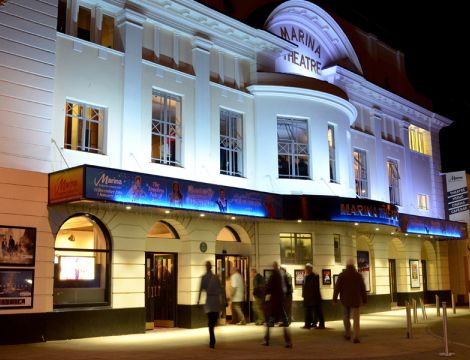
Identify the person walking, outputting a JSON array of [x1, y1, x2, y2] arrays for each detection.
[[280, 267, 293, 324], [230, 267, 246, 325], [302, 263, 324, 329], [251, 268, 265, 325], [197, 261, 225, 349], [262, 261, 292, 348], [333, 258, 367, 343]]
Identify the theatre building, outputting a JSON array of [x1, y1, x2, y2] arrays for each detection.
[[0, 0, 468, 343]]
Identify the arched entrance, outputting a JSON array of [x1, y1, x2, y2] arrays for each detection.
[[53, 214, 111, 307], [421, 240, 437, 303], [146, 221, 179, 328], [215, 226, 250, 324], [388, 238, 406, 304]]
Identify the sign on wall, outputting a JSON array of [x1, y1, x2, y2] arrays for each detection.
[[0, 269, 34, 309], [0, 226, 36, 266], [49, 166, 84, 204], [445, 171, 469, 222], [357, 251, 371, 292], [399, 214, 467, 239]]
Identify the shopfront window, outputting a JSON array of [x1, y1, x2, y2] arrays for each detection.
[[280, 233, 312, 265], [53, 215, 110, 307], [353, 149, 369, 198], [277, 117, 309, 179], [64, 100, 105, 154], [387, 159, 401, 206], [220, 109, 243, 177], [151, 90, 182, 166]]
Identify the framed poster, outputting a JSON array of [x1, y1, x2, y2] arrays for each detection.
[[357, 251, 371, 292], [409, 259, 420, 288], [294, 269, 305, 286], [264, 269, 273, 281], [333, 274, 339, 287], [322, 269, 332, 285], [0, 226, 36, 266], [0, 269, 34, 309]]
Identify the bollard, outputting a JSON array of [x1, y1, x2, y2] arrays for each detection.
[[405, 301, 413, 339], [436, 294, 441, 317], [451, 293, 456, 314], [420, 298, 428, 320], [439, 302, 455, 357]]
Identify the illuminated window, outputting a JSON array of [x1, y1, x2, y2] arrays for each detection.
[[148, 221, 179, 239], [216, 226, 241, 242], [151, 90, 182, 166], [334, 234, 341, 263], [54, 215, 110, 307], [77, 6, 91, 41], [220, 109, 243, 177], [418, 194, 429, 210], [280, 233, 312, 265], [64, 100, 105, 154], [387, 159, 401, 206], [353, 149, 369, 198], [277, 117, 309, 179], [101, 14, 115, 48], [328, 124, 338, 183], [408, 125, 431, 155]]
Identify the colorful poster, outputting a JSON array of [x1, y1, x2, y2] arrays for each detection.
[[0, 269, 34, 309], [84, 166, 281, 218], [357, 251, 370, 292], [294, 269, 305, 286], [49, 166, 84, 204], [0, 226, 36, 266], [322, 269, 332, 285], [409, 259, 420, 289]]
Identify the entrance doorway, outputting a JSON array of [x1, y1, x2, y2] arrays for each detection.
[[421, 260, 428, 303], [215, 255, 249, 323], [145, 253, 177, 329], [388, 259, 398, 303]]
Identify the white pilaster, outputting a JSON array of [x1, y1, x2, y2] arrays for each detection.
[[371, 109, 386, 201], [401, 121, 414, 212], [117, 9, 146, 170]]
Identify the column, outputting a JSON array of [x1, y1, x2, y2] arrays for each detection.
[[371, 109, 387, 202], [192, 36, 213, 177], [116, 9, 146, 170], [401, 121, 414, 212]]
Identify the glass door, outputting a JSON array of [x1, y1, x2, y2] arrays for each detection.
[[215, 255, 249, 323], [145, 253, 177, 329]]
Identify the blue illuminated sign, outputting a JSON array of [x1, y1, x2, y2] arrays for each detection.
[[84, 166, 280, 218], [399, 214, 467, 239]]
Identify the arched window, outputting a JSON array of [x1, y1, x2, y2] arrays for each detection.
[[147, 221, 179, 239], [53, 214, 111, 307], [216, 226, 241, 242]]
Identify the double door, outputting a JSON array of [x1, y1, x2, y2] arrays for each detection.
[[145, 253, 177, 329], [215, 255, 249, 323]]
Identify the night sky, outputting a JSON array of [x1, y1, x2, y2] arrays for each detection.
[[199, 0, 470, 173]]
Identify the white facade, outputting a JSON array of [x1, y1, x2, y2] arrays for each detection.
[[0, 0, 463, 338]]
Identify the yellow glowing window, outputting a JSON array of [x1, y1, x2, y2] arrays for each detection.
[[418, 194, 429, 210], [408, 125, 431, 155], [101, 14, 114, 48]]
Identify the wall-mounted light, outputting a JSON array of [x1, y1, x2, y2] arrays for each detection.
[[297, 219, 302, 223], [354, 223, 359, 226], [375, 228, 379, 231], [231, 216, 236, 220], [165, 210, 170, 214], [68, 234, 75, 242], [200, 213, 205, 217], [125, 205, 132, 210]]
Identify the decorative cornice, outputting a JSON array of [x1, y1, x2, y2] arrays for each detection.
[[116, 8, 146, 28]]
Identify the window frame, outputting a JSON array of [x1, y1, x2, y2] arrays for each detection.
[[334, 234, 341, 264], [219, 108, 244, 177], [151, 89, 183, 167], [277, 117, 310, 180], [280, 233, 313, 265], [418, 194, 430, 210], [64, 99, 106, 154], [353, 148, 369, 198], [328, 124, 338, 183], [387, 159, 401, 206]]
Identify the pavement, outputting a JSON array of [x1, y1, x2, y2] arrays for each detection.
[[1, 307, 470, 360]]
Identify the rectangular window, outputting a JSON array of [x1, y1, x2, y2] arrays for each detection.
[[334, 234, 341, 263], [328, 124, 338, 183], [408, 125, 431, 155], [101, 14, 115, 48], [387, 159, 401, 205], [77, 6, 91, 41], [353, 149, 369, 198], [418, 194, 429, 210], [280, 233, 313, 265], [277, 117, 309, 179], [64, 100, 105, 154], [57, 0, 67, 33], [151, 90, 182, 166], [220, 109, 243, 177]]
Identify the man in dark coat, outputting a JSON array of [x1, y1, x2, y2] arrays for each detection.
[[302, 263, 324, 329], [333, 258, 367, 343], [262, 261, 292, 348]]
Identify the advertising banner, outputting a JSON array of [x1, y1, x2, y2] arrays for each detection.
[[0, 269, 34, 309], [399, 214, 467, 239], [445, 171, 469, 222], [356, 251, 370, 292], [49, 167, 84, 204], [84, 166, 282, 218]]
